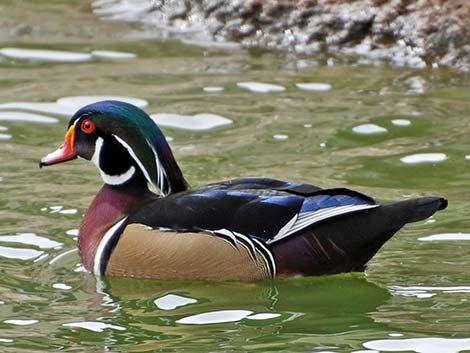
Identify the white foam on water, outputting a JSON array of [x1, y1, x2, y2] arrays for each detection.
[[0, 97, 148, 117], [391, 119, 411, 126], [49, 206, 63, 213], [246, 313, 281, 320], [273, 134, 289, 140], [4, 319, 38, 326], [363, 337, 470, 353], [390, 285, 470, 299], [66, 229, 79, 237], [0, 338, 13, 343], [63, 321, 126, 332], [59, 209, 78, 215], [400, 153, 447, 164], [0, 111, 58, 124], [74, 264, 87, 273], [0, 126, 7, 131], [154, 294, 198, 310], [176, 310, 253, 325], [0, 246, 44, 260], [0, 48, 93, 63], [295, 83, 332, 91], [57, 96, 148, 109], [237, 82, 286, 93], [151, 113, 232, 131], [352, 124, 387, 134], [53, 283, 72, 290], [304, 124, 312, 128], [0, 233, 62, 249], [91, 50, 136, 60], [0, 133, 11, 140], [203, 86, 224, 93], [419, 233, 470, 241], [0, 102, 73, 116], [465, 155, 470, 160]]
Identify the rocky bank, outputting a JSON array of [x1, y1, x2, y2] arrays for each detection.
[[93, 0, 470, 72]]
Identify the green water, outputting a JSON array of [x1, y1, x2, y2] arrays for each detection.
[[1, 1, 470, 352]]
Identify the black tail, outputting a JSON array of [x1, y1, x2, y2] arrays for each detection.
[[272, 196, 448, 277], [385, 196, 447, 224]]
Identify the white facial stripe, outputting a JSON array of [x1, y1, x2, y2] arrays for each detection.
[[113, 135, 167, 194], [113, 135, 152, 183], [90, 136, 103, 168], [91, 136, 136, 185], [147, 140, 168, 195]]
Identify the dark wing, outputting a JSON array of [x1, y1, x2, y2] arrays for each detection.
[[128, 177, 377, 240], [198, 177, 324, 196]]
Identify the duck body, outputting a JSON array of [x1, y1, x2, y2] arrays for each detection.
[[40, 101, 447, 281]]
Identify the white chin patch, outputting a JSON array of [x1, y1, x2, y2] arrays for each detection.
[[91, 136, 136, 185]]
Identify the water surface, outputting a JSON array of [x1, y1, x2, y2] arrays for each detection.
[[1, 1, 470, 352]]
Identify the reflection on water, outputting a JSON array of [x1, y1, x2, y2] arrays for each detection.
[[0, 233, 62, 249], [391, 119, 411, 126], [4, 319, 38, 326], [202, 86, 224, 93], [62, 321, 126, 332], [364, 337, 470, 353], [151, 113, 232, 131], [154, 294, 198, 311], [400, 153, 448, 164], [0, 96, 148, 117], [0, 246, 44, 260], [237, 82, 286, 93], [352, 123, 388, 135], [390, 285, 470, 297], [0, 47, 135, 63], [295, 82, 332, 91], [418, 233, 470, 241], [0, 112, 58, 124], [1, 0, 470, 351]]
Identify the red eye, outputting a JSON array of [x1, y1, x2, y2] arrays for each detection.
[[81, 119, 95, 134]]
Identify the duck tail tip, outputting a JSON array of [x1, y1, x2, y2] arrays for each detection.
[[405, 196, 448, 223]]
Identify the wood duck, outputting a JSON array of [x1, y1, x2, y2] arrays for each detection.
[[40, 101, 447, 281]]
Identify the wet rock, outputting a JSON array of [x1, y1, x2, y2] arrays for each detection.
[[93, 0, 470, 72]]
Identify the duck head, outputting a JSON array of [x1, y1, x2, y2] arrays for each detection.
[[40, 100, 188, 195]]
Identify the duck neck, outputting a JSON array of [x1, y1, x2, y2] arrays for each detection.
[[78, 178, 156, 272]]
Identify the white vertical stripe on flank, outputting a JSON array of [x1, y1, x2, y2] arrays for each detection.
[[93, 217, 127, 276]]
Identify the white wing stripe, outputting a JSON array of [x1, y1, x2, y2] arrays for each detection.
[[268, 204, 378, 244]]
